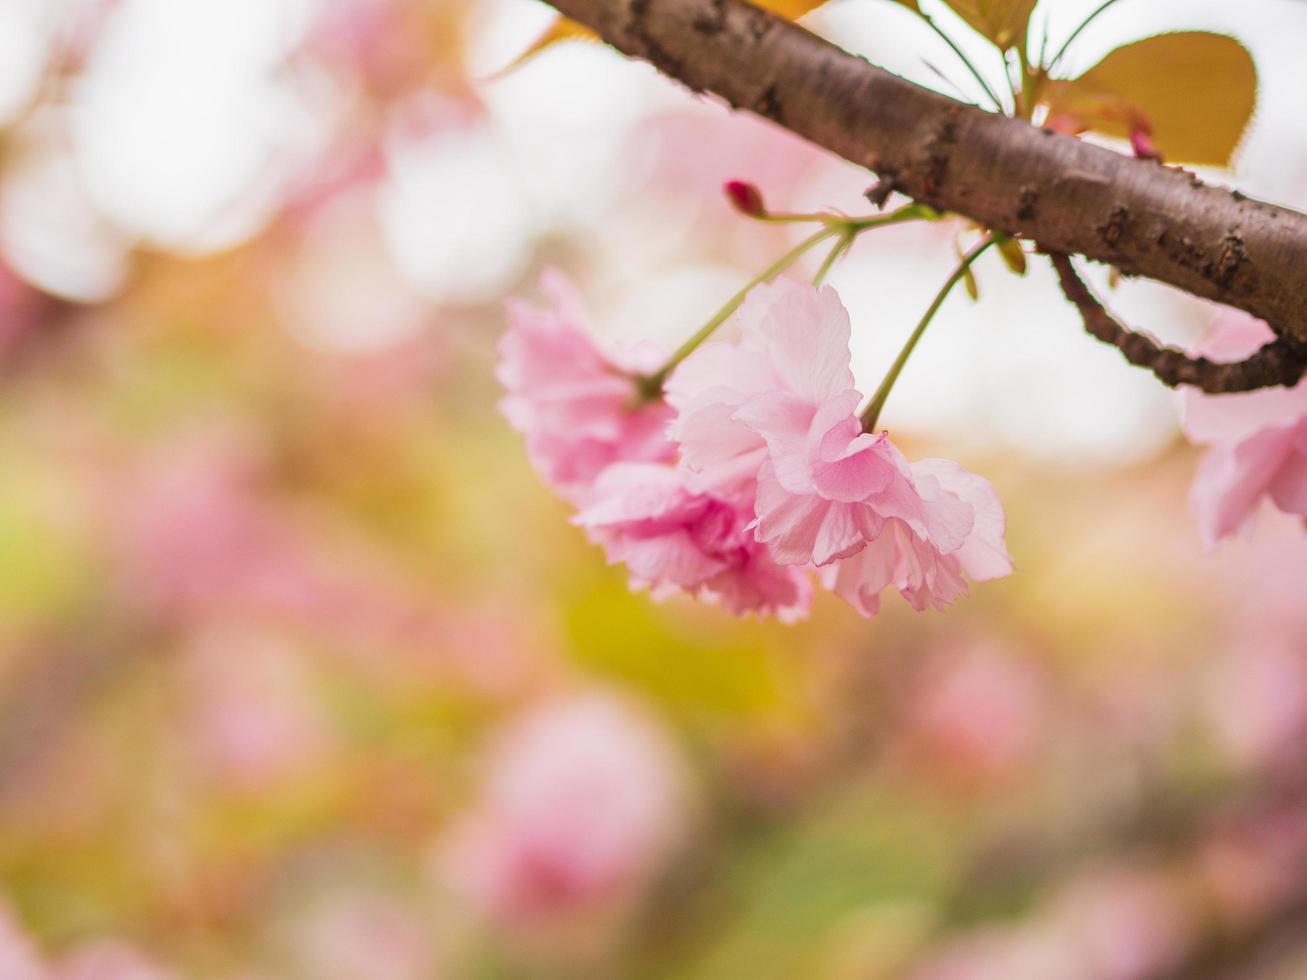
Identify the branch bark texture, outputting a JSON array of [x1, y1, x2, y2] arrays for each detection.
[[1050, 253, 1307, 393], [547, 0, 1307, 344]]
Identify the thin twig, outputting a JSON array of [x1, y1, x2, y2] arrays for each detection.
[[1050, 253, 1306, 393]]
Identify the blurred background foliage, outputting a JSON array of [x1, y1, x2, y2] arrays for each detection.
[[0, 1, 1306, 978]]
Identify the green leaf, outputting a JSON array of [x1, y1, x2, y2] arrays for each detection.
[[997, 235, 1027, 275], [1043, 32, 1256, 166], [939, 0, 1037, 53]]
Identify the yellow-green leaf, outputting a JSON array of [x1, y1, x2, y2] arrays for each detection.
[[997, 235, 1027, 275], [940, 0, 1037, 53], [1043, 32, 1256, 166], [507, 1, 831, 71]]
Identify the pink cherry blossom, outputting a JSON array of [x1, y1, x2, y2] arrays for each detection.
[[573, 462, 812, 621], [822, 459, 1012, 616], [436, 692, 686, 928], [667, 277, 1010, 615], [668, 279, 936, 564], [1180, 315, 1307, 544], [498, 271, 674, 504]]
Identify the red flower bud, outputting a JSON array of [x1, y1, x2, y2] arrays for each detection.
[[724, 180, 767, 218]]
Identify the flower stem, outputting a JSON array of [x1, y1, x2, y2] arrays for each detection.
[[640, 204, 932, 397], [921, 13, 1006, 113], [1046, 0, 1124, 74], [639, 227, 834, 397], [859, 236, 996, 433], [812, 230, 853, 286]]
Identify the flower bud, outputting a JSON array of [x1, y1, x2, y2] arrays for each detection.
[[724, 180, 766, 218]]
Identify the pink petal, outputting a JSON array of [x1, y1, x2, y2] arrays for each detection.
[[1267, 447, 1307, 517], [734, 390, 818, 494], [1192, 426, 1296, 545], [1179, 315, 1307, 445], [753, 461, 834, 566], [736, 278, 855, 404], [913, 459, 1012, 579]]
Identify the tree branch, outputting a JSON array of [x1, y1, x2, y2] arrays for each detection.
[[1050, 253, 1307, 393], [545, 0, 1307, 345]]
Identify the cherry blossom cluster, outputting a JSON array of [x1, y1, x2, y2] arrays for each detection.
[[498, 271, 1012, 621]]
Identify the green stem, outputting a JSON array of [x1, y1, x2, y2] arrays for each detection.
[[922, 14, 1005, 113], [640, 205, 933, 397], [859, 236, 996, 433], [1013, 46, 1032, 119], [640, 227, 835, 396], [1047, 0, 1124, 74], [812, 231, 853, 286]]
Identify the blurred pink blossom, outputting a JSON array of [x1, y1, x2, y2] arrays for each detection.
[[914, 868, 1190, 980], [1200, 801, 1307, 927], [284, 890, 440, 980], [1203, 638, 1307, 768], [575, 462, 812, 620], [1047, 868, 1193, 980], [1180, 315, 1307, 544], [437, 692, 686, 929], [55, 941, 174, 980], [904, 643, 1043, 787], [498, 271, 674, 504], [630, 105, 836, 218], [911, 926, 1082, 980], [113, 432, 313, 617], [0, 901, 46, 980], [181, 627, 334, 792]]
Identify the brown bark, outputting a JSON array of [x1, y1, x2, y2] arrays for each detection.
[[1050, 253, 1307, 392], [546, 0, 1307, 345]]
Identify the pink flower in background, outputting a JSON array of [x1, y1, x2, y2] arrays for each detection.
[[903, 642, 1043, 788], [498, 271, 674, 504], [181, 627, 334, 792], [284, 890, 440, 980], [1048, 868, 1193, 980], [113, 433, 309, 616], [1180, 315, 1307, 544], [574, 462, 811, 620], [0, 902, 45, 980], [913, 868, 1192, 980], [1203, 638, 1307, 768], [56, 941, 174, 980], [911, 927, 1078, 980], [437, 692, 686, 927]]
